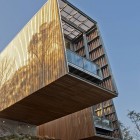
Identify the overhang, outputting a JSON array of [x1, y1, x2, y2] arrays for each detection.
[[0, 74, 116, 125]]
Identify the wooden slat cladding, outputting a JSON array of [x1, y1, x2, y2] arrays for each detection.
[[37, 108, 95, 140], [37, 25, 122, 139], [74, 39, 85, 57], [0, 0, 67, 111], [89, 27, 122, 139], [69, 24, 121, 139], [0, 74, 116, 125], [86, 27, 115, 92], [38, 17, 121, 140]]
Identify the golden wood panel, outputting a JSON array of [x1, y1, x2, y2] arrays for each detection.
[[0, 74, 116, 125], [37, 108, 95, 140], [89, 27, 122, 139], [0, 0, 67, 111], [37, 25, 121, 139]]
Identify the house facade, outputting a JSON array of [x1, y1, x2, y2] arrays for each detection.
[[0, 0, 122, 139]]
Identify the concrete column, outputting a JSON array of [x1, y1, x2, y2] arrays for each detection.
[[83, 33, 89, 59]]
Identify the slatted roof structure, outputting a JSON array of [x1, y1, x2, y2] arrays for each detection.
[[59, 0, 97, 40]]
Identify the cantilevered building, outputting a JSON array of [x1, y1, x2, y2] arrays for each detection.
[[0, 0, 122, 139]]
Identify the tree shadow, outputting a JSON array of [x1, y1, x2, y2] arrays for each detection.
[[0, 20, 65, 111]]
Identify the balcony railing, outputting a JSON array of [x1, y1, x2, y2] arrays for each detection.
[[93, 116, 113, 131], [66, 49, 102, 79]]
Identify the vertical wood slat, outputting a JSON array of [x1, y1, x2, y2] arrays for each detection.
[[0, 0, 67, 111], [89, 27, 122, 139], [63, 23, 120, 138], [37, 22, 121, 139], [37, 108, 95, 140]]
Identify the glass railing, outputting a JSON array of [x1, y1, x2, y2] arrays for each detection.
[[66, 49, 102, 78], [93, 116, 113, 131]]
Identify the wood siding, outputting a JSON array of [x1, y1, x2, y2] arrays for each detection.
[[37, 108, 95, 140], [0, 0, 67, 111], [90, 27, 121, 139], [71, 25, 122, 139], [0, 0, 122, 139], [37, 25, 122, 139], [0, 74, 116, 125]]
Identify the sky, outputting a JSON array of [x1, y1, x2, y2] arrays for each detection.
[[0, 0, 140, 129]]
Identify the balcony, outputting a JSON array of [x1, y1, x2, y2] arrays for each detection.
[[67, 49, 102, 84], [93, 116, 113, 132], [81, 116, 114, 140]]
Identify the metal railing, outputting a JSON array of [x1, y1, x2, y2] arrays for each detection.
[[66, 49, 102, 78], [93, 116, 113, 131]]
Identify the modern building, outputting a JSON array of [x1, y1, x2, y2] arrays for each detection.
[[0, 0, 122, 139]]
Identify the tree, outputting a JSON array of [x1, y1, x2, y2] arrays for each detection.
[[120, 122, 133, 140], [128, 110, 140, 138]]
